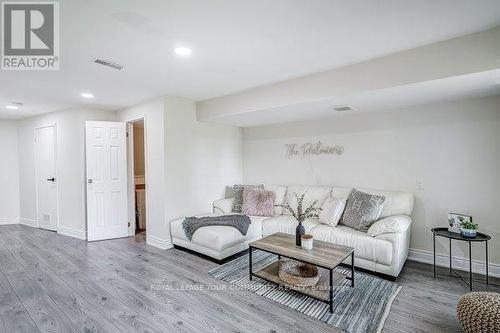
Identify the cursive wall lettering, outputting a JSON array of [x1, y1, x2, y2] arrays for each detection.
[[285, 141, 344, 158]]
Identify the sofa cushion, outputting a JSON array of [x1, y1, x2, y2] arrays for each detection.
[[171, 215, 265, 251], [262, 215, 321, 237], [232, 184, 263, 213], [310, 225, 393, 266], [264, 184, 287, 215], [242, 188, 275, 217], [284, 185, 332, 216], [319, 197, 346, 227], [332, 186, 413, 218], [340, 189, 386, 232], [367, 215, 411, 237]]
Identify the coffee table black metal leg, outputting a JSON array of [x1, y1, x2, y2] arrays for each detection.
[[249, 246, 253, 281], [329, 269, 333, 313], [433, 233, 436, 279], [468, 241, 472, 291], [450, 238, 453, 275], [486, 240, 489, 286], [351, 252, 355, 287]]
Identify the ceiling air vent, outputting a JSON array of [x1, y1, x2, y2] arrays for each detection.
[[333, 105, 353, 112], [94, 58, 123, 70]]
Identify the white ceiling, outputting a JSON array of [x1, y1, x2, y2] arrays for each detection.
[[2, 0, 500, 119]]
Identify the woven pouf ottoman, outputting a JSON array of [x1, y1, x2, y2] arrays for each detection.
[[457, 292, 500, 333]]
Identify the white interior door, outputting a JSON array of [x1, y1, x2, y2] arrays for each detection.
[[35, 125, 58, 231], [86, 121, 128, 241]]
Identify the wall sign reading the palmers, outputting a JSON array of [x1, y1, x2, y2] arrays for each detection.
[[285, 141, 344, 158]]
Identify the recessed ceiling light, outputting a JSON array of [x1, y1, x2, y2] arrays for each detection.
[[174, 47, 192, 56], [81, 92, 94, 99], [5, 105, 19, 110]]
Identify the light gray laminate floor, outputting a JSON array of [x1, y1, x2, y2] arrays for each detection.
[[0, 224, 498, 333]]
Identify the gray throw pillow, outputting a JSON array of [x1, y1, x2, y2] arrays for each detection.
[[341, 189, 385, 232], [232, 184, 264, 213]]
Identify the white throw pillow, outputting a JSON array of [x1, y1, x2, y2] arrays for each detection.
[[319, 197, 346, 227]]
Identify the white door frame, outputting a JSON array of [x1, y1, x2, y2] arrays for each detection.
[[125, 116, 149, 237], [85, 121, 128, 241], [126, 122, 135, 236], [34, 123, 59, 230]]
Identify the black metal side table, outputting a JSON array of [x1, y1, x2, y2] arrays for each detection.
[[431, 227, 491, 291]]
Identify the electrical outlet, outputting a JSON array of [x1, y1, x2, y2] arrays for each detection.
[[416, 181, 424, 190]]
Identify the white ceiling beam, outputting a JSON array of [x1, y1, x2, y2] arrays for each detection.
[[197, 26, 500, 122]]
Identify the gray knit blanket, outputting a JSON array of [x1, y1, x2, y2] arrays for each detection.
[[182, 215, 251, 240]]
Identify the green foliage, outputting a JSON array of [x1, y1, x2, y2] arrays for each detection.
[[276, 192, 322, 223], [460, 219, 478, 230]]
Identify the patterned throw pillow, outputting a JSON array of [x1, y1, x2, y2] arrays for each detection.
[[319, 197, 347, 227], [242, 188, 276, 217], [232, 184, 264, 213], [341, 189, 386, 232]]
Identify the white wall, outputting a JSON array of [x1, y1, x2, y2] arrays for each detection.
[[243, 95, 500, 266], [117, 96, 243, 249], [164, 96, 242, 230], [117, 98, 167, 248], [0, 120, 20, 224], [17, 108, 116, 237]]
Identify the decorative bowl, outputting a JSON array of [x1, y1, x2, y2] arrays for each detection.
[[278, 259, 320, 287]]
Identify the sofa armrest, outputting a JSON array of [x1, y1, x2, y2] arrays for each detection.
[[368, 215, 411, 237], [213, 198, 234, 214]]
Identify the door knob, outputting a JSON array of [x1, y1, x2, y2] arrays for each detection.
[[88, 179, 93, 184], [46, 177, 55, 182]]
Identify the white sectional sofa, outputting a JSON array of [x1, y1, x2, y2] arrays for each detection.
[[170, 185, 414, 277]]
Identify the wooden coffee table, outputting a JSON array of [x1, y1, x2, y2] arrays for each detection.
[[249, 232, 354, 313]]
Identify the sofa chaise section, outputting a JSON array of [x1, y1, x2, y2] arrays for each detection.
[[170, 212, 266, 261]]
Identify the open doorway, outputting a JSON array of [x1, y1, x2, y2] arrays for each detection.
[[127, 119, 147, 237]]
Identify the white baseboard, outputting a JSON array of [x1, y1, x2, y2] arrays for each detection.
[[18, 218, 87, 240], [146, 234, 173, 250], [0, 217, 19, 225], [58, 225, 86, 240], [408, 248, 500, 278], [19, 217, 37, 227]]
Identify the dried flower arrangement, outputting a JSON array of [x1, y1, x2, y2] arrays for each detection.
[[276, 192, 322, 223], [276, 192, 322, 246]]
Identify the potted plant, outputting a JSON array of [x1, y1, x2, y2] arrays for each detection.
[[277, 193, 322, 246], [459, 219, 479, 238]]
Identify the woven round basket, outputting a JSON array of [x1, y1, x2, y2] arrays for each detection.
[[457, 292, 500, 333], [278, 260, 320, 287]]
